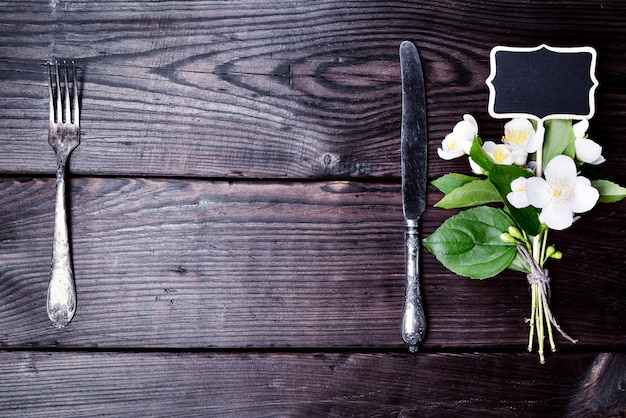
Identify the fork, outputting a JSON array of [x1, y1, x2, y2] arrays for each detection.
[[47, 60, 80, 328]]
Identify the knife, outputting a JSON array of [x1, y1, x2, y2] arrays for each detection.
[[399, 40, 427, 352]]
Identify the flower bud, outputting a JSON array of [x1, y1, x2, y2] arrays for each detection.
[[545, 246, 556, 258], [507, 226, 525, 241], [500, 232, 517, 243], [550, 250, 563, 260]]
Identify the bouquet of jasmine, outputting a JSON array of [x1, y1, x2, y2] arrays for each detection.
[[423, 115, 626, 363]]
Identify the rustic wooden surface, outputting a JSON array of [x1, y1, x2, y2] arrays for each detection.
[[1, 0, 625, 416]]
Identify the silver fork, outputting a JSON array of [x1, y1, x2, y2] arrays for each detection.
[[47, 60, 80, 328]]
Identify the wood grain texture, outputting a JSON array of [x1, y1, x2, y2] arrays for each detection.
[[571, 353, 626, 417], [0, 0, 624, 181], [0, 351, 612, 417], [1, 1, 626, 416], [1, 176, 624, 350]]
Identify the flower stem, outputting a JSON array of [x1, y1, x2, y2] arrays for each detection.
[[531, 231, 553, 364], [519, 238, 579, 362], [528, 283, 536, 352], [545, 288, 557, 352], [536, 282, 546, 364], [535, 120, 545, 177], [540, 229, 549, 264]]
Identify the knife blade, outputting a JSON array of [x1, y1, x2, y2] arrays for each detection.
[[399, 40, 427, 352]]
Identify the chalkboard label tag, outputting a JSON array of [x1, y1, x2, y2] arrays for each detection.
[[486, 44, 598, 121]]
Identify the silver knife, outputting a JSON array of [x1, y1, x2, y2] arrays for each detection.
[[399, 40, 427, 352]]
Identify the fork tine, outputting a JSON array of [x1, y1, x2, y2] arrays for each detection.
[[63, 61, 71, 124], [47, 62, 55, 124], [55, 61, 62, 124], [72, 61, 79, 127]]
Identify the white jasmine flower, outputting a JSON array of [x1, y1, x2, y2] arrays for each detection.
[[573, 119, 605, 165], [437, 133, 465, 160], [502, 118, 540, 166], [524, 155, 599, 230], [483, 141, 514, 165], [437, 114, 478, 160], [507, 177, 530, 208]]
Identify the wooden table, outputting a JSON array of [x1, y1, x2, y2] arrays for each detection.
[[1, 1, 625, 416]]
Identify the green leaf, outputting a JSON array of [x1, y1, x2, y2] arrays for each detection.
[[542, 119, 575, 168], [591, 179, 626, 203], [434, 179, 501, 209], [507, 251, 532, 274], [431, 173, 478, 195], [423, 206, 518, 279], [468, 136, 494, 173], [488, 164, 542, 235]]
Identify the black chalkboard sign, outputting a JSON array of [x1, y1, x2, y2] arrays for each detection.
[[486, 44, 598, 121]]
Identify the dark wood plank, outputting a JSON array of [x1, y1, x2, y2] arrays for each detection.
[[570, 352, 626, 416], [0, 351, 618, 417], [1, 177, 623, 350], [1, 1, 626, 415], [0, 0, 624, 180]]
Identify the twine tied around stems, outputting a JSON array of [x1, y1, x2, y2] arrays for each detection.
[[517, 244, 578, 345]]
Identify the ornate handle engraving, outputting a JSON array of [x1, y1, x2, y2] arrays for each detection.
[[401, 220, 426, 352], [47, 158, 76, 328]]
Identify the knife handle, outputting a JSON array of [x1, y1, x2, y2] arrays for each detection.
[[401, 220, 426, 352]]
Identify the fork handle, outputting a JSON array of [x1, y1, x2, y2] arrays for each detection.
[[47, 161, 76, 328]]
